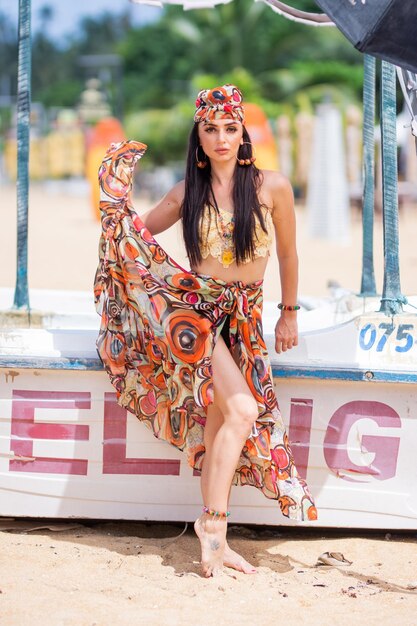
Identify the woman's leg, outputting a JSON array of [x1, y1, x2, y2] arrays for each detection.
[[195, 335, 259, 577], [200, 404, 257, 574]]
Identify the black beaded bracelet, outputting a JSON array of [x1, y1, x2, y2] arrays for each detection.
[[277, 303, 300, 311]]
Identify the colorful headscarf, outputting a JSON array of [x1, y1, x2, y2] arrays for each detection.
[[194, 84, 245, 124]]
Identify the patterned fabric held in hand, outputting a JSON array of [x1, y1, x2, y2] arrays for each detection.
[[94, 140, 317, 522]]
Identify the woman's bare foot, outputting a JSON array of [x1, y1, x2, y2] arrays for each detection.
[[194, 514, 227, 577], [223, 542, 257, 574]]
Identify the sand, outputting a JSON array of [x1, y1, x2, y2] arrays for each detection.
[[1, 181, 417, 300], [1, 519, 417, 625], [1, 181, 417, 624]]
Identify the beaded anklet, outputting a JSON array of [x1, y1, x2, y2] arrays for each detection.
[[277, 303, 300, 311], [202, 506, 230, 519]]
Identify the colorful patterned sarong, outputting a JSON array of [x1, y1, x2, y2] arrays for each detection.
[[94, 141, 317, 522]]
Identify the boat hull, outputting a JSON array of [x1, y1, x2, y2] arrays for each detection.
[[1, 364, 415, 528]]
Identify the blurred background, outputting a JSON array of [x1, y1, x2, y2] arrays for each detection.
[[1, 0, 417, 300]]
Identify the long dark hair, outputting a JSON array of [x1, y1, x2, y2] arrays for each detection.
[[181, 123, 267, 267]]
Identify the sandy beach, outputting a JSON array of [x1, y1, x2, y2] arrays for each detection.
[[1, 181, 417, 624], [1, 181, 417, 300], [1, 518, 417, 625]]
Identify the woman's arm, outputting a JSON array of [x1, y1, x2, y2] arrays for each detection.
[[139, 180, 185, 236], [268, 171, 299, 354]]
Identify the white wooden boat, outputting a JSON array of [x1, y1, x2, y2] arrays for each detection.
[[1, 287, 416, 528]]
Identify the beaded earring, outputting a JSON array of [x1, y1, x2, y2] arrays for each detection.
[[237, 141, 256, 166], [195, 145, 208, 169]]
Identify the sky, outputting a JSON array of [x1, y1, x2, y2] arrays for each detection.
[[1, 0, 162, 39]]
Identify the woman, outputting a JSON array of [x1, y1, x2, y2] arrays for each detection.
[[94, 84, 316, 579]]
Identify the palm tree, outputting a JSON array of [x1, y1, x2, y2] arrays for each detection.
[[38, 4, 54, 35]]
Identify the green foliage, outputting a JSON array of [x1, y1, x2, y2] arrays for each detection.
[[75, 11, 131, 55], [119, 21, 195, 111], [191, 68, 261, 101], [37, 80, 84, 109], [261, 60, 363, 105], [124, 106, 193, 166], [118, 2, 364, 165], [0, 10, 17, 98], [7, 9, 132, 112], [120, 0, 362, 113], [3, 1, 366, 165]]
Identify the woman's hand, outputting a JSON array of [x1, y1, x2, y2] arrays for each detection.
[[274, 313, 298, 354]]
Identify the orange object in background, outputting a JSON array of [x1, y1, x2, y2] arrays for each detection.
[[244, 103, 279, 171], [85, 118, 126, 220]]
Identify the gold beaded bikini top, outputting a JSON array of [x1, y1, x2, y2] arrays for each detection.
[[199, 205, 274, 269]]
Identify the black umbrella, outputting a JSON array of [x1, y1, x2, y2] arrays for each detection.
[[314, 0, 417, 73]]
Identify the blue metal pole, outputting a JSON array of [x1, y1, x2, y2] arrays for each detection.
[[379, 61, 405, 315], [13, 0, 31, 310], [360, 55, 377, 296]]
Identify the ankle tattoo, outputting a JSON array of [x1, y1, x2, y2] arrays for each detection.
[[210, 539, 221, 551]]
